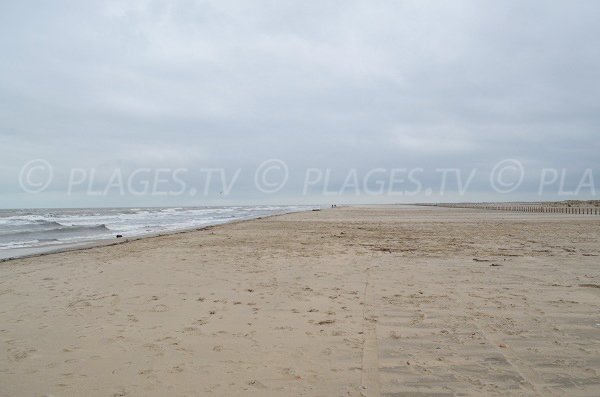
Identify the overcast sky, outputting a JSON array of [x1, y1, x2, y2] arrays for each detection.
[[1, 0, 599, 208]]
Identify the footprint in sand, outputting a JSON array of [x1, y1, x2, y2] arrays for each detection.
[[8, 348, 37, 362], [127, 314, 139, 322], [182, 325, 204, 336], [150, 304, 169, 313], [247, 380, 267, 389], [321, 347, 333, 356]]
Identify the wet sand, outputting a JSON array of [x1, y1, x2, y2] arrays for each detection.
[[1, 205, 599, 396]]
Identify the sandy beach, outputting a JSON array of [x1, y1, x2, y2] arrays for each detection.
[[1, 205, 599, 396]]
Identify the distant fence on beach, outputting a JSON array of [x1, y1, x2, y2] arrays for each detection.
[[427, 203, 600, 215]]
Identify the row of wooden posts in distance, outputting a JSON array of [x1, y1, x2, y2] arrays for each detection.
[[431, 204, 600, 215]]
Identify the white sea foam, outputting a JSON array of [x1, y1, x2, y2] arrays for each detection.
[[0, 206, 313, 255]]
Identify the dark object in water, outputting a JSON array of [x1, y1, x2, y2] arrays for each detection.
[[116, 234, 123, 238], [312, 209, 320, 211]]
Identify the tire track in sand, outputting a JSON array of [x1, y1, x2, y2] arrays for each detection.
[[360, 265, 380, 397]]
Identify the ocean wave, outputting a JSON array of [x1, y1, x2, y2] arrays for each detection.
[[0, 224, 111, 243], [0, 206, 314, 252], [0, 220, 64, 234]]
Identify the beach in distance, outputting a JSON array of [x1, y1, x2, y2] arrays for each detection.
[[1, 205, 599, 396]]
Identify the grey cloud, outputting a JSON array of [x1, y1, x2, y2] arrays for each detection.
[[1, 0, 599, 207]]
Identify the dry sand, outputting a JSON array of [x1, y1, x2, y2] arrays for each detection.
[[1, 205, 599, 396]]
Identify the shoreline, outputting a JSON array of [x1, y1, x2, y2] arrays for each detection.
[[3, 202, 598, 262], [0, 208, 314, 263]]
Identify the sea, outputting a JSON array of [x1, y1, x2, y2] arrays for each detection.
[[0, 205, 313, 259]]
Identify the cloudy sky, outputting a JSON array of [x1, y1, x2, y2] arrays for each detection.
[[1, 0, 599, 208]]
